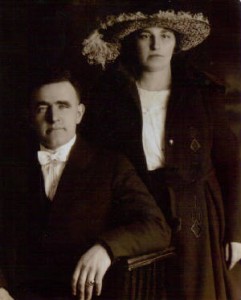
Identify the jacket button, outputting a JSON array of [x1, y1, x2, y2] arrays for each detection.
[[43, 232, 49, 240], [169, 139, 174, 145]]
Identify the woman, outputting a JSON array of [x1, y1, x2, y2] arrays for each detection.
[[82, 3, 241, 299]]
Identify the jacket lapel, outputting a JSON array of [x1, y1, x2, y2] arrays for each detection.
[[165, 88, 184, 133], [52, 135, 94, 203]]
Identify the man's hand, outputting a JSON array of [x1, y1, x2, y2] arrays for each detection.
[[0, 288, 14, 300], [225, 242, 241, 270], [72, 244, 111, 300]]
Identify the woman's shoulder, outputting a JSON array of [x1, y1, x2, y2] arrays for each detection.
[[187, 69, 228, 116], [103, 63, 135, 84], [89, 63, 136, 101], [179, 64, 225, 91]]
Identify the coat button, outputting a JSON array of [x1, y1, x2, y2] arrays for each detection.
[[42, 232, 49, 240], [169, 139, 174, 145]]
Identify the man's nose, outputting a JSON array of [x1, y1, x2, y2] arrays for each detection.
[[46, 106, 60, 123]]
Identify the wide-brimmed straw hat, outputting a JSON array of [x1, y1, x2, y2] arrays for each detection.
[[82, 7, 210, 69]]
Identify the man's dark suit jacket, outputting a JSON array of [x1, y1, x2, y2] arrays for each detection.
[[0, 135, 171, 297]]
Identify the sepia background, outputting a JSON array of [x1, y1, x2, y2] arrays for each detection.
[[0, 0, 241, 158]]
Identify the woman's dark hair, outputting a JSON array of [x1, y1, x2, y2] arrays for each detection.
[[119, 31, 140, 77]]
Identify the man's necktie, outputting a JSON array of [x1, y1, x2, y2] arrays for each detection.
[[37, 150, 67, 200], [37, 150, 67, 165]]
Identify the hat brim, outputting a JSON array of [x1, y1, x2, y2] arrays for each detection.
[[82, 10, 210, 68], [108, 17, 210, 51]]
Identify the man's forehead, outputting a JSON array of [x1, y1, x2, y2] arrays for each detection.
[[33, 99, 71, 105], [35, 81, 75, 95], [33, 81, 79, 103]]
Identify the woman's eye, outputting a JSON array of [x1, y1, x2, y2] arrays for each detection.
[[138, 33, 150, 40], [161, 33, 170, 39]]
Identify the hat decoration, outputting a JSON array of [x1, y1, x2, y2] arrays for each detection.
[[82, 10, 210, 68]]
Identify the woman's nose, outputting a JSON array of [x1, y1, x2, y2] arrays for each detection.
[[151, 36, 160, 50]]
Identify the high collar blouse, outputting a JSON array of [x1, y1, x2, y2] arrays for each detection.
[[137, 86, 170, 171]]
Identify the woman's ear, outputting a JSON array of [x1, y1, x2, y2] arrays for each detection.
[[173, 32, 181, 54], [173, 48, 181, 55]]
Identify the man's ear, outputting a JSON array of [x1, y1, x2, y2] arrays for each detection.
[[28, 107, 35, 130], [76, 103, 85, 124]]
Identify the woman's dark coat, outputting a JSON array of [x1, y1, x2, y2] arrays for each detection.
[[82, 63, 241, 300]]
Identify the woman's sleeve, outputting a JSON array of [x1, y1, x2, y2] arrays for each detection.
[[98, 154, 171, 259], [210, 86, 241, 242], [0, 166, 9, 289]]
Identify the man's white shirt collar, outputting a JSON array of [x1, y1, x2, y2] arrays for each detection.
[[40, 134, 77, 160]]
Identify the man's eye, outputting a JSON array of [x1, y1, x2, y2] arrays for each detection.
[[36, 106, 47, 113], [58, 104, 69, 109]]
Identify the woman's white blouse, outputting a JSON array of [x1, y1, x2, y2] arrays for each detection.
[[137, 86, 170, 171]]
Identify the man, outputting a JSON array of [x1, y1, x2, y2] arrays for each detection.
[[0, 70, 171, 300]]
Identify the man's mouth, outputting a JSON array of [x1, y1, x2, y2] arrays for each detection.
[[46, 128, 64, 134], [149, 54, 163, 58]]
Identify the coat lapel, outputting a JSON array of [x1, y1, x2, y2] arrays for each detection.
[[52, 136, 95, 204], [28, 144, 46, 203], [165, 69, 191, 132], [119, 66, 187, 133]]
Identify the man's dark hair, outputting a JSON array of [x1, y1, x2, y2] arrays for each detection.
[[29, 67, 82, 103]]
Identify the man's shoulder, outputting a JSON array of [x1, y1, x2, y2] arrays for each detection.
[[73, 135, 133, 173]]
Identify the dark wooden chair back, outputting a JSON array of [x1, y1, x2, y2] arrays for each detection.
[[99, 247, 175, 300]]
